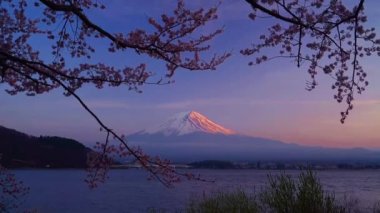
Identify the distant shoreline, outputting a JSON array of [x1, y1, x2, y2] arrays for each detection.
[[8, 166, 380, 171]]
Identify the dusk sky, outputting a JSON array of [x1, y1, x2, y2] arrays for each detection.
[[1, 0, 380, 149]]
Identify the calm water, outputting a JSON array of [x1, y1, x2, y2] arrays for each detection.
[[11, 169, 380, 212]]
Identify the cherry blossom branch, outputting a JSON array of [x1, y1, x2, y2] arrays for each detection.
[[39, 0, 116, 43], [0, 163, 29, 212], [243, 0, 376, 123], [38, 0, 230, 77], [1, 50, 213, 187], [1, 0, 229, 96], [1, 0, 225, 187], [246, 0, 346, 53]]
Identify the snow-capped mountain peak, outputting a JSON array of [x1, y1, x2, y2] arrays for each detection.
[[142, 111, 235, 136]]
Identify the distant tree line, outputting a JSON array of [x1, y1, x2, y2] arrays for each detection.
[[0, 126, 89, 168]]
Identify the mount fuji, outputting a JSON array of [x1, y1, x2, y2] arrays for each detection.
[[138, 111, 235, 136], [128, 111, 380, 163]]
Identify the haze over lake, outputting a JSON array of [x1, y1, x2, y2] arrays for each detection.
[[16, 169, 380, 212]]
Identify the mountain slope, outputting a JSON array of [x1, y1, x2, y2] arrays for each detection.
[[0, 125, 90, 168], [128, 111, 380, 163], [129, 132, 380, 162], [140, 111, 235, 136]]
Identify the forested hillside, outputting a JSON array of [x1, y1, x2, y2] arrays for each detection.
[[0, 126, 90, 168]]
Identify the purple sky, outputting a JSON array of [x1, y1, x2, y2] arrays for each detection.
[[1, 0, 380, 148]]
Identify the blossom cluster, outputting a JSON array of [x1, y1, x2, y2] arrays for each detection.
[[243, 0, 377, 122], [0, 164, 29, 212], [1, 0, 226, 187], [0, 0, 228, 97]]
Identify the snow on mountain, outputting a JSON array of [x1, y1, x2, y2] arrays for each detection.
[[140, 111, 235, 136], [127, 112, 380, 163]]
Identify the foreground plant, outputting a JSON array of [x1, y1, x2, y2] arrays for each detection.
[[187, 189, 260, 213], [187, 169, 372, 213], [261, 170, 343, 213]]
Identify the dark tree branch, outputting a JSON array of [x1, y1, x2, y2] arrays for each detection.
[[243, 0, 370, 123], [0, 50, 213, 187]]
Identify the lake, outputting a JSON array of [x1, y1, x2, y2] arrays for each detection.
[[12, 169, 380, 212]]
